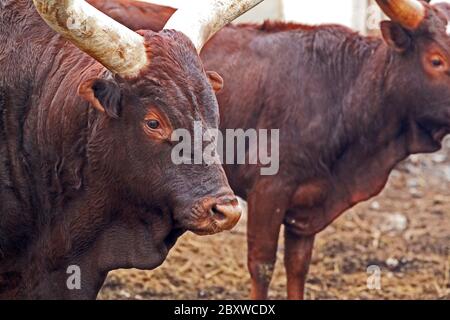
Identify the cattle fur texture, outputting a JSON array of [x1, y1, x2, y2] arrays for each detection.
[[90, 0, 450, 300], [0, 0, 237, 299]]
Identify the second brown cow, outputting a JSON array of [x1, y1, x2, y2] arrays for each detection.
[[91, 0, 450, 299]]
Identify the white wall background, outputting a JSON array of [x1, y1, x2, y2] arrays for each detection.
[[283, 0, 353, 27], [144, 0, 450, 32], [147, 0, 283, 22]]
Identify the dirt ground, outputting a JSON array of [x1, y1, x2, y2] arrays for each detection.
[[99, 139, 450, 300]]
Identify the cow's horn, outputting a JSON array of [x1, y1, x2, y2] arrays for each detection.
[[375, 0, 425, 30], [33, 0, 147, 78], [163, 0, 264, 52]]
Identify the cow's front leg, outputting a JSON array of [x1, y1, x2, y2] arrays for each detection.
[[247, 179, 290, 300], [284, 227, 315, 300], [281, 179, 327, 299]]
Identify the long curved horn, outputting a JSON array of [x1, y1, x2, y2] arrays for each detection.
[[375, 0, 426, 30], [163, 0, 264, 52], [33, 0, 147, 78]]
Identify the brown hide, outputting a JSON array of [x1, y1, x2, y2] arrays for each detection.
[[90, 0, 450, 300], [0, 0, 240, 299]]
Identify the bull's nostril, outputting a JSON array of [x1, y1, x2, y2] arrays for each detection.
[[211, 205, 227, 221], [209, 200, 242, 231]]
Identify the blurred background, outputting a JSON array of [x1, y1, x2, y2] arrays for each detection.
[[99, 0, 450, 300], [149, 0, 450, 34]]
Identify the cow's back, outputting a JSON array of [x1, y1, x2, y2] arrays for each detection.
[[201, 24, 367, 195]]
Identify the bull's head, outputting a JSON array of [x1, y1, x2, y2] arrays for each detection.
[[376, 0, 450, 151], [32, 0, 262, 236]]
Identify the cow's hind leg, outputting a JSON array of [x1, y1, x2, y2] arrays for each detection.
[[284, 227, 315, 300], [247, 180, 290, 300]]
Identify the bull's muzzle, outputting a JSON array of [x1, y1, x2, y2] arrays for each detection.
[[210, 198, 242, 231], [193, 196, 242, 235]]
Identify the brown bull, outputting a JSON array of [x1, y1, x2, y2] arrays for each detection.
[[93, 0, 450, 300], [0, 0, 265, 299]]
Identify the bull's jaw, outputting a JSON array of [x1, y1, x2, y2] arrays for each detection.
[[84, 222, 173, 272], [431, 127, 450, 147], [407, 119, 445, 154]]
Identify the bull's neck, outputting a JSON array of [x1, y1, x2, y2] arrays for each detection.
[[0, 28, 116, 299], [294, 38, 430, 234], [0, 182, 121, 299], [353, 40, 439, 152], [306, 33, 446, 228], [0, 1, 161, 299], [326, 36, 422, 165], [0, 250, 107, 299]]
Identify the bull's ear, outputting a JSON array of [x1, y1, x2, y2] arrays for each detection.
[[380, 21, 412, 53], [78, 78, 121, 118], [206, 71, 224, 93]]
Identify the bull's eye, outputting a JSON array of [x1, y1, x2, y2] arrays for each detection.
[[431, 57, 443, 67], [147, 119, 160, 130], [429, 54, 447, 70]]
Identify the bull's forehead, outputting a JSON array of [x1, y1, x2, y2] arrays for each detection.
[[161, 84, 219, 130]]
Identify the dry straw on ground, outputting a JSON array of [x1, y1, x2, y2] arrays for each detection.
[[99, 139, 450, 300]]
